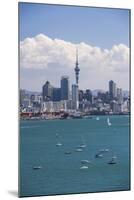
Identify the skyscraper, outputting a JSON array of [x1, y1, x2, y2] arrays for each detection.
[[61, 76, 70, 100], [109, 80, 117, 100], [42, 81, 53, 101], [117, 88, 123, 104], [52, 88, 61, 102], [85, 89, 92, 103]]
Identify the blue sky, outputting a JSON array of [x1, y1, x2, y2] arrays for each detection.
[[19, 2, 130, 49], [19, 3, 130, 91]]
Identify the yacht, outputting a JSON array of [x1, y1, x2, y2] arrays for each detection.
[[95, 153, 104, 158], [78, 136, 87, 148], [107, 117, 112, 126], [33, 166, 42, 170], [99, 148, 109, 153], [81, 160, 91, 164], [56, 142, 63, 146], [65, 151, 71, 155], [80, 165, 88, 169], [108, 156, 117, 164], [75, 148, 83, 152]]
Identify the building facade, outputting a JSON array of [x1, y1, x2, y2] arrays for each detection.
[[61, 76, 70, 100]]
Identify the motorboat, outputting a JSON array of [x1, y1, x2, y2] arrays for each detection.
[[33, 166, 42, 170], [80, 165, 88, 169], [99, 148, 109, 153], [81, 160, 91, 164], [65, 151, 71, 155], [75, 148, 83, 152], [79, 144, 87, 148], [108, 156, 117, 164], [56, 142, 63, 146], [95, 153, 104, 158]]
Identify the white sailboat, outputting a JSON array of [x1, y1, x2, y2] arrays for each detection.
[[78, 136, 87, 148], [108, 156, 117, 164], [56, 142, 63, 147], [80, 165, 88, 169], [81, 160, 91, 164], [56, 133, 63, 146], [107, 117, 112, 126], [96, 117, 100, 121]]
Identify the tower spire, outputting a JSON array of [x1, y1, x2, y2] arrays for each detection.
[[74, 47, 80, 85]]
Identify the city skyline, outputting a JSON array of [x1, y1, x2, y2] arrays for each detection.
[[20, 3, 130, 91]]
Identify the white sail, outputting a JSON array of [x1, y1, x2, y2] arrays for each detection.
[[107, 117, 112, 126]]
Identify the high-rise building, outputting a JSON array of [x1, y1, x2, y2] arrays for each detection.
[[109, 80, 117, 100], [79, 90, 84, 102], [42, 81, 53, 101], [61, 76, 70, 100], [117, 88, 123, 104], [85, 89, 92, 103], [52, 88, 61, 102]]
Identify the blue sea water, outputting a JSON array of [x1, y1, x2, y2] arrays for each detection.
[[19, 115, 130, 197]]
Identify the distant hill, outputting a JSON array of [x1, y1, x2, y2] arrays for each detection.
[[21, 89, 41, 95]]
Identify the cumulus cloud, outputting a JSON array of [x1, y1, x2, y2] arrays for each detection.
[[20, 34, 129, 73]]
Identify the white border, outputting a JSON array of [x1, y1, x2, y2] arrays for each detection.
[[0, 0, 133, 199]]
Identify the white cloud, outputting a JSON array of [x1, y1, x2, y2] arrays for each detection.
[[20, 34, 129, 91], [20, 34, 129, 73]]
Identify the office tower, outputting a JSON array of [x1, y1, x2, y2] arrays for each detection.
[[20, 89, 26, 106], [42, 81, 53, 101], [109, 80, 117, 100], [52, 88, 61, 102], [79, 90, 84, 102], [117, 88, 123, 104], [85, 89, 92, 103], [61, 76, 69, 100]]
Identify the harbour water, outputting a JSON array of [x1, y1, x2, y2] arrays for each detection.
[[19, 115, 130, 197]]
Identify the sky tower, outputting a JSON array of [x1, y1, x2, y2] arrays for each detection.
[[74, 48, 80, 85], [72, 48, 80, 110]]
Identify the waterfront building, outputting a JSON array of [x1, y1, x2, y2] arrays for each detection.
[[117, 88, 123, 104], [79, 90, 84, 102], [20, 89, 30, 106], [98, 92, 107, 103], [42, 81, 53, 101], [61, 76, 70, 100], [21, 99, 31, 108], [42, 101, 54, 112], [20, 89, 26, 106], [52, 88, 61, 102], [85, 89, 92, 103], [122, 99, 130, 113], [109, 80, 117, 100], [110, 100, 122, 114]]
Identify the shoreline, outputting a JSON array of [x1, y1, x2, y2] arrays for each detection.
[[20, 113, 130, 121]]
